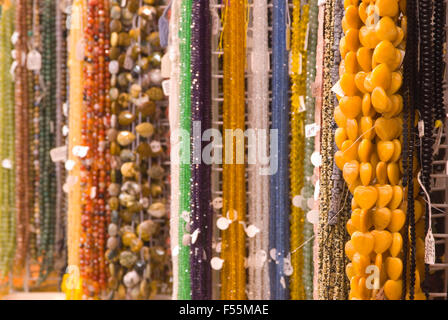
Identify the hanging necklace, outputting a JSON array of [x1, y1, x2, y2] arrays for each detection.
[[247, 0, 270, 300], [221, 0, 247, 300], [66, 0, 85, 299], [290, 0, 308, 300], [190, 0, 212, 300], [178, 0, 192, 300], [270, 0, 291, 300], [14, 0, 31, 269], [80, 0, 110, 299], [0, 0, 15, 278], [302, 0, 318, 300], [37, 0, 57, 283], [169, 0, 182, 300]]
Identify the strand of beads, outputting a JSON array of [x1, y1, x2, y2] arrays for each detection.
[[290, 0, 308, 300], [178, 0, 192, 300], [302, 0, 318, 300], [14, 0, 31, 270], [247, 0, 270, 300], [29, 0, 41, 264], [168, 0, 182, 300], [36, 0, 57, 283], [80, 0, 111, 299], [65, 0, 85, 300], [221, 0, 247, 300], [190, 0, 212, 300], [0, 1, 15, 278], [269, 0, 290, 300], [54, 0, 69, 269], [337, 0, 425, 300], [107, 0, 170, 300]]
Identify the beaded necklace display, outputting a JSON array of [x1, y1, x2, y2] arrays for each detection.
[[221, 0, 247, 300], [302, 0, 318, 299], [247, 0, 270, 300], [190, 0, 212, 300], [169, 0, 181, 300], [270, 0, 290, 300], [178, 0, 192, 300], [289, 0, 308, 300], [80, 0, 110, 299], [66, 0, 85, 298], [14, 0, 31, 269], [0, 0, 15, 279]]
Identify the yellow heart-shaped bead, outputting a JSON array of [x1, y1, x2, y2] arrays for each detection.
[[357, 47, 373, 72], [343, 160, 360, 185], [346, 118, 359, 141], [339, 96, 362, 119], [359, 26, 380, 49], [352, 252, 370, 276], [387, 162, 400, 185], [384, 280, 402, 300], [389, 185, 403, 210], [376, 161, 388, 184], [377, 141, 395, 162], [354, 185, 378, 210], [360, 116, 375, 139], [376, 184, 393, 208], [345, 240, 357, 261], [373, 40, 396, 68], [360, 162, 373, 186], [391, 139, 402, 162], [355, 72, 368, 93], [359, 209, 372, 232], [334, 106, 348, 128], [363, 72, 375, 92], [346, 262, 355, 279], [351, 208, 362, 230], [339, 36, 348, 59], [371, 63, 392, 90], [352, 197, 359, 210], [358, 277, 370, 300], [335, 150, 347, 170], [335, 127, 347, 150], [358, 139, 373, 162], [358, 2, 368, 23], [345, 28, 360, 52], [344, 51, 359, 74], [375, 117, 400, 141], [342, 140, 360, 162], [416, 237, 425, 261], [347, 219, 357, 235], [375, 16, 398, 42], [372, 230, 393, 254], [352, 231, 375, 255], [350, 275, 362, 298], [393, 26, 404, 47], [416, 219, 425, 239], [345, 5, 362, 28], [375, 0, 399, 17], [386, 72, 403, 95], [340, 73, 359, 96], [348, 178, 362, 195], [389, 232, 403, 257], [373, 207, 392, 230], [385, 257, 403, 280], [371, 87, 392, 113], [388, 209, 405, 232], [384, 94, 403, 118]]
